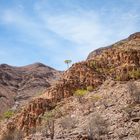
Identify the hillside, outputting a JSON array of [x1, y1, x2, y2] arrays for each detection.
[[0, 32, 140, 140], [0, 63, 61, 115]]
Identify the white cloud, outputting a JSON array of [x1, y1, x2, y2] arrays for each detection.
[[46, 14, 100, 45], [41, 9, 139, 57], [1, 4, 139, 52], [0, 0, 139, 69], [0, 8, 59, 48]]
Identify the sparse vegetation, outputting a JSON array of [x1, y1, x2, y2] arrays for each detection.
[[134, 123, 140, 140], [60, 115, 78, 129], [122, 104, 136, 118], [36, 89, 46, 96], [43, 111, 55, 121], [74, 89, 88, 103], [115, 72, 130, 81], [127, 82, 140, 104], [100, 97, 112, 109], [75, 89, 87, 96], [3, 110, 14, 119], [89, 60, 96, 68], [90, 94, 102, 103], [41, 107, 64, 139], [54, 106, 64, 118], [42, 111, 55, 140], [128, 70, 140, 79], [64, 60, 72, 69], [2, 129, 23, 140], [46, 119, 55, 140], [87, 86, 94, 92], [115, 70, 140, 81], [87, 113, 108, 140], [115, 75, 122, 81]]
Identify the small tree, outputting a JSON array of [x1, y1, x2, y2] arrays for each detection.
[[134, 122, 140, 140], [42, 112, 55, 140], [127, 82, 140, 104], [60, 116, 78, 129], [2, 128, 23, 140], [87, 113, 108, 140], [64, 60, 72, 69]]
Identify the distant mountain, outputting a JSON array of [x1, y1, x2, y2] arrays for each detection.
[[0, 63, 61, 115]]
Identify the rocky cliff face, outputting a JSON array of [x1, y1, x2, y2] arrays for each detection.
[[0, 32, 140, 139], [41, 32, 140, 102], [0, 63, 61, 115]]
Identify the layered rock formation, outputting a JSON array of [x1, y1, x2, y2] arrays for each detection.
[[0, 63, 61, 115], [1, 32, 140, 139]]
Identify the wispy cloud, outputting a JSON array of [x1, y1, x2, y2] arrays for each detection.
[[40, 6, 140, 56], [0, 0, 140, 70]]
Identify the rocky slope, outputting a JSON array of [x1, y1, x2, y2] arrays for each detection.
[[27, 80, 140, 140], [0, 32, 140, 140], [0, 63, 61, 115]]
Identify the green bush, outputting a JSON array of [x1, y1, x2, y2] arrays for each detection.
[[4, 110, 14, 119], [89, 61, 96, 68], [74, 89, 88, 103], [42, 111, 54, 122], [128, 70, 140, 79], [115, 75, 121, 81], [87, 86, 94, 92], [90, 94, 102, 102], [74, 89, 87, 96]]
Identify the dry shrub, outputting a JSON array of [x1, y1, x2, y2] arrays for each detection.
[[134, 123, 140, 140], [42, 119, 55, 140], [42, 112, 55, 140], [87, 113, 108, 140], [60, 115, 78, 129], [41, 106, 64, 140], [127, 82, 140, 104], [2, 129, 23, 140], [122, 104, 137, 118]]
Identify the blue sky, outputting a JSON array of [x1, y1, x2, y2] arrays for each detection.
[[0, 0, 140, 70]]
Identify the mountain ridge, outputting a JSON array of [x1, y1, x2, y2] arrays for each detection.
[[0, 62, 61, 115]]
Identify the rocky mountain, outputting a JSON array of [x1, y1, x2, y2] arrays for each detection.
[[0, 63, 61, 115], [0, 32, 140, 140]]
